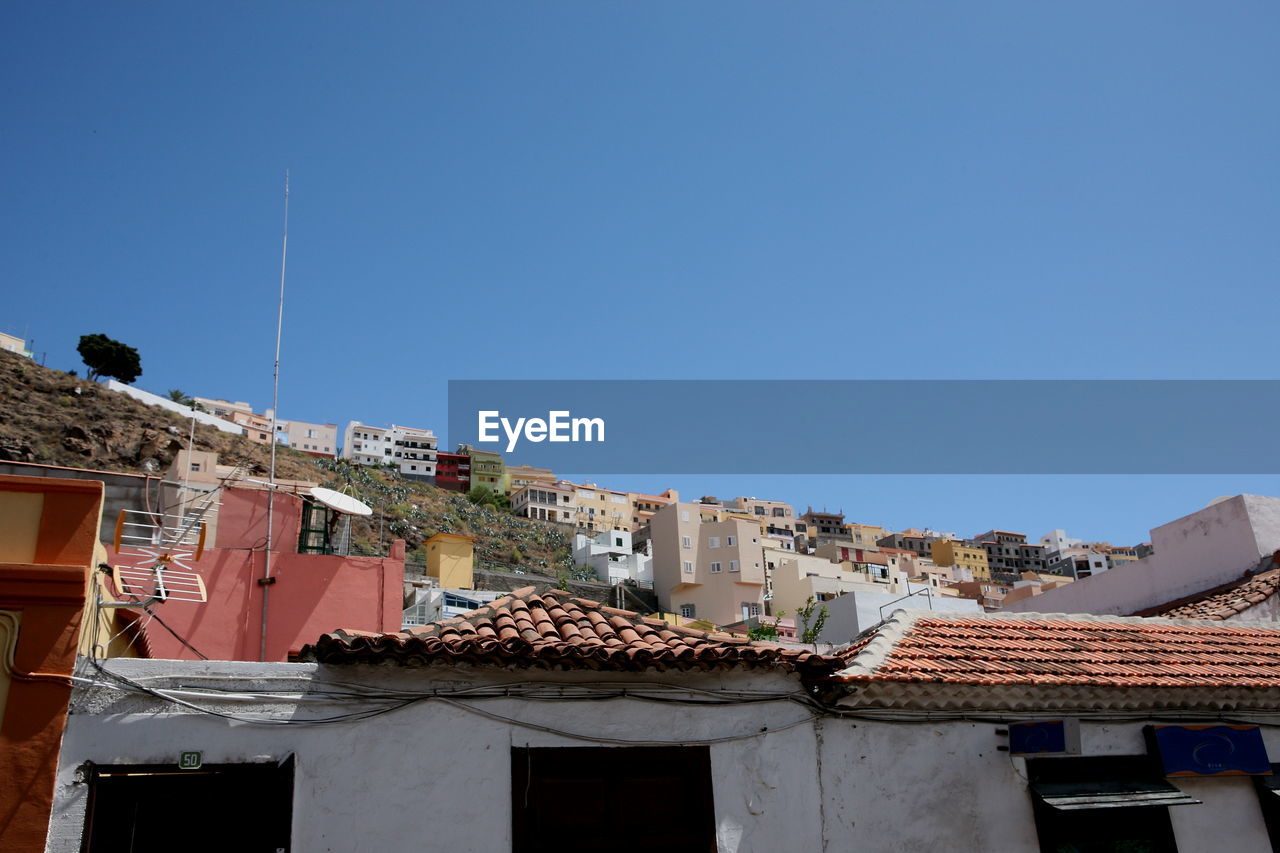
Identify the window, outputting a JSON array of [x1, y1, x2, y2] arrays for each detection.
[[682, 536, 692, 549], [1253, 764, 1280, 850], [511, 747, 714, 851], [679, 604, 696, 618], [681, 511, 690, 522], [710, 562, 722, 573], [742, 602, 760, 619], [708, 536, 720, 549], [615, 537, 623, 547], [726, 535, 736, 546], [1027, 755, 1188, 853], [683, 561, 694, 574], [306, 428, 319, 438], [729, 560, 739, 572], [81, 760, 294, 852]]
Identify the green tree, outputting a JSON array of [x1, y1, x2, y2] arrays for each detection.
[[747, 609, 786, 642], [796, 596, 829, 649], [166, 389, 194, 405], [77, 334, 141, 383], [466, 485, 510, 511]]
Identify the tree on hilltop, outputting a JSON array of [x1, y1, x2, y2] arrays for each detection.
[[77, 334, 142, 383]]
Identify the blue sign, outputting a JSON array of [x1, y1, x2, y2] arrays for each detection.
[[1151, 725, 1272, 776], [1010, 720, 1079, 755]]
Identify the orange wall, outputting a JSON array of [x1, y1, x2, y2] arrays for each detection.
[[0, 475, 102, 853]]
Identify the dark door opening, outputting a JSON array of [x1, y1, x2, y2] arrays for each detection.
[[512, 746, 715, 853], [81, 758, 293, 853]]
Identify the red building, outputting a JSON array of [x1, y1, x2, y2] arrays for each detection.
[[121, 484, 405, 662], [434, 451, 471, 492]]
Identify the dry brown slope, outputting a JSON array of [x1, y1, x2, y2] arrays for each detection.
[[0, 349, 573, 573]]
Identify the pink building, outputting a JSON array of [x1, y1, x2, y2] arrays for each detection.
[[126, 485, 404, 661]]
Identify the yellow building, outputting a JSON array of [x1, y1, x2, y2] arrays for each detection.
[[504, 465, 556, 494], [931, 539, 991, 581], [425, 532, 476, 589], [844, 523, 886, 548]]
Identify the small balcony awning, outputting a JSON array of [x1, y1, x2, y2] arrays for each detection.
[[1031, 779, 1201, 811]]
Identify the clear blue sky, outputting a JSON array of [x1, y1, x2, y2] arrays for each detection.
[[4, 3, 1278, 544]]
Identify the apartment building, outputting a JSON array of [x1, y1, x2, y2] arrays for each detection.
[[571, 484, 679, 534], [930, 539, 991, 581], [0, 332, 33, 358], [973, 529, 1047, 574], [650, 502, 768, 627], [797, 508, 850, 551], [721, 496, 798, 550], [572, 484, 632, 532], [505, 464, 556, 493], [268, 411, 338, 457], [459, 444, 504, 493], [343, 422, 438, 480], [511, 480, 576, 525], [191, 397, 253, 418], [632, 490, 679, 529], [572, 528, 653, 585], [878, 528, 956, 558], [844, 523, 886, 548], [225, 409, 273, 444], [764, 548, 870, 614], [434, 451, 470, 492]]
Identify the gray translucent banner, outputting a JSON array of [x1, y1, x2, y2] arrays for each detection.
[[447, 380, 1280, 474]]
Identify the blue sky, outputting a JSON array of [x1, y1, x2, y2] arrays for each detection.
[[4, 3, 1278, 544]]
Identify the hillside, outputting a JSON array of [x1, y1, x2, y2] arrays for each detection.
[[0, 349, 574, 574]]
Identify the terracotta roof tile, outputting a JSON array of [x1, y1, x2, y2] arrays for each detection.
[[302, 586, 838, 675], [836, 613, 1280, 688], [1136, 567, 1280, 621]]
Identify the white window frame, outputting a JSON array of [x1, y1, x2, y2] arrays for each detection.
[[681, 536, 692, 549], [729, 560, 739, 572], [708, 536, 720, 549], [683, 561, 694, 574], [710, 561, 722, 573]]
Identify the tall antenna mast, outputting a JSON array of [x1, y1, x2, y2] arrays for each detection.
[[261, 170, 289, 662]]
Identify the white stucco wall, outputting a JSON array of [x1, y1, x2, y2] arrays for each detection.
[[46, 659, 1280, 853], [819, 717, 1278, 853], [818, 587, 983, 645], [46, 660, 824, 853], [105, 380, 245, 434], [1005, 495, 1280, 616]]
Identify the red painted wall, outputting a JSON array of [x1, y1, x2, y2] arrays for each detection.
[[132, 487, 404, 662]]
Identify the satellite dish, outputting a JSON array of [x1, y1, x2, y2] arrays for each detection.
[[310, 486, 373, 517]]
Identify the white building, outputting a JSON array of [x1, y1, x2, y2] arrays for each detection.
[[511, 480, 576, 525], [45, 592, 1280, 853], [402, 586, 505, 627], [572, 528, 653, 585], [1006, 494, 1280, 616], [104, 380, 244, 434], [343, 421, 438, 479]]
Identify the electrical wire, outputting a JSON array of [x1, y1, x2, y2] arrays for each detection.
[[140, 606, 209, 660]]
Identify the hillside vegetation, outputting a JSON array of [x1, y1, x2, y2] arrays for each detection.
[[0, 350, 574, 573]]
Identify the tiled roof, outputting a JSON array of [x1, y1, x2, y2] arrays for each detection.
[[303, 586, 836, 675], [1134, 569, 1280, 621], [835, 612, 1280, 688], [1132, 552, 1280, 622]]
